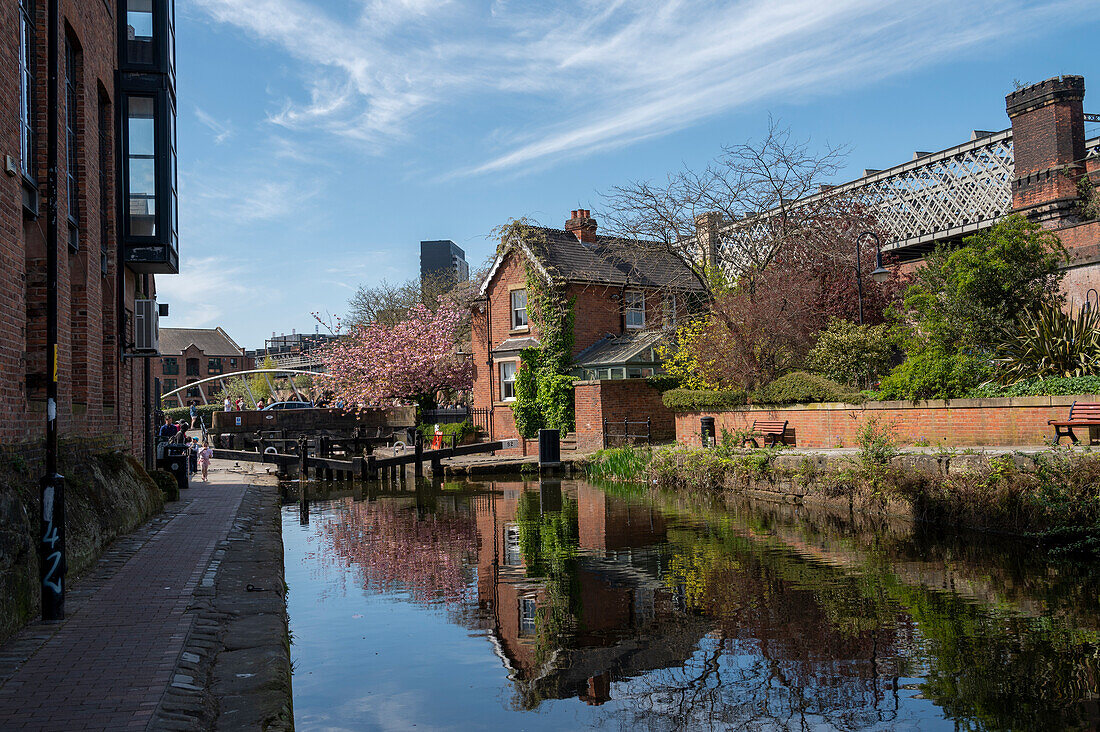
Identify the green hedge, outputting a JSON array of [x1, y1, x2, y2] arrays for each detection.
[[754, 371, 864, 405], [161, 404, 221, 423], [645, 374, 682, 393], [662, 388, 747, 412], [965, 376, 1100, 398], [417, 420, 478, 441]]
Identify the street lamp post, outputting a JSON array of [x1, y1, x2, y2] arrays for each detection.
[[855, 230, 891, 325]]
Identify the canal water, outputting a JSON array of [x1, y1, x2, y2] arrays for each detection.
[[282, 478, 1100, 730]]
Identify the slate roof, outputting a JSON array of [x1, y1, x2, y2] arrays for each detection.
[[481, 227, 705, 296], [159, 327, 244, 357], [491, 336, 541, 355], [573, 329, 668, 367]]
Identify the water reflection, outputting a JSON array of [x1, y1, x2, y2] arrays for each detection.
[[287, 477, 1100, 730]]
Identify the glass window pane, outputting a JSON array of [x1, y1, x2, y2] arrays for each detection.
[[127, 0, 155, 65], [127, 96, 157, 237]]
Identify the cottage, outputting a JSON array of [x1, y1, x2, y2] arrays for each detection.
[[471, 209, 704, 444]]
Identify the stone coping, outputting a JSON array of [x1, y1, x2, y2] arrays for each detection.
[[677, 394, 1100, 413]]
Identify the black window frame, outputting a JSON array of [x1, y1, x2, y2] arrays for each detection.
[[97, 91, 111, 275], [185, 357, 200, 376], [207, 357, 222, 374], [162, 356, 178, 375]]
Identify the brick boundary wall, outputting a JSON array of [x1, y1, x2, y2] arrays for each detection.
[[673, 395, 1100, 448], [575, 379, 676, 453]]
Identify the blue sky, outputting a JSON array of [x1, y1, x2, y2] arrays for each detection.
[[160, 0, 1100, 349]]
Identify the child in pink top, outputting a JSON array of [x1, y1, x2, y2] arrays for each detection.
[[199, 441, 214, 481]]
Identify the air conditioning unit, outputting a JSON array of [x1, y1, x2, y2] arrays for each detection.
[[134, 299, 160, 353]]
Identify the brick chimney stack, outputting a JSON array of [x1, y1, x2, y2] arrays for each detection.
[[565, 209, 598, 244], [1006, 75, 1086, 225]]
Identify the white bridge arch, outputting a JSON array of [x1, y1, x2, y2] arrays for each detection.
[[160, 368, 331, 409]]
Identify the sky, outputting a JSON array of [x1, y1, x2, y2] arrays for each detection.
[[160, 0, 1100, 350]]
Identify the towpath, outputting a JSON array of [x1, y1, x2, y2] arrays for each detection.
[[0, 462, 286, 731]]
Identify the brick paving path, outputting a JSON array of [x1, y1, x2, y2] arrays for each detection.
[[0, 464, 248, 731]]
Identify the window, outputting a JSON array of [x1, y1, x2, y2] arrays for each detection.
[[503, 525, 521, 566], [185, 380, 200, 398], [18, 0, 34, 179], [98, 92, 111, 275], [519, 597, 537, 636], [500, 361, 517, 401], [625, 291, 645, 328], [163, 378, 176, 392], [185, 357, 199, 376], [662, 294, 677, 327], [510, 289, 527, 329], [162, 357, 178, 375], [230, 358, 237, 367], [126, 96, 156, 237], [208, 358, 222, 374], [126, 0, 155, 65], [65, 37, 82, 249]]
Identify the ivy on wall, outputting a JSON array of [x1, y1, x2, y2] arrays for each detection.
[[495, 221, 577, 438]]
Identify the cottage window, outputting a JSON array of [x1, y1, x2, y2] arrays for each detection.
[[162, 357, 178, 375], [18, 0, 34, 179], [500, 361, 517, 401], [625, 291, 645, 328], [208, 358, 223, 374], [511, 289, 527, 329]]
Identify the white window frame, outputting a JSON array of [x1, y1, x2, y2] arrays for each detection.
[[499, 360, 517, 401], [510, 289, 528, 330], [625, 291, 645, 329]]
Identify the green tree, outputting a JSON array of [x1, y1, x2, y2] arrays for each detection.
[[882, 216, 1066, 399], [807, 319, 896, 389], [898, 215, 1065, 354]]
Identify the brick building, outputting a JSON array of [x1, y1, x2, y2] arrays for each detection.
[[0, 0, 177, 463], [471, 210, 704, 444], [1005, 75, 1100, 305], [155, 327, 249, 407]]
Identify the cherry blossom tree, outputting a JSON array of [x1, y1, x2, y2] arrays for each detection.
[[318, 302, 472, 408]]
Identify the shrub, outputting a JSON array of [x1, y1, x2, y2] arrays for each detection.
[[753, 371, 862, 405], [807, 319, 896, 389], [417, 420, 477, 443], [162, 404, 220, 423], [535, 371, 576, 434], [966, 376, 1100, 398], [661, 388, 747, 412], [994, 304, 1100, 382], [877, 347, 991, 401], [512, 351, 542, 439], [645, 374, 682, 393]]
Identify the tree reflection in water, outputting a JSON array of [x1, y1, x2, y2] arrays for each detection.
[[320, 494, 478, 618], [308, 481, 1100, 730]]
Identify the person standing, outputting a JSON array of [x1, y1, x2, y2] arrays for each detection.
[[223, 396, 231, 412], [158, 416, 178, 441], [189, 402, 199, 429], [199, 441, 213, 481]]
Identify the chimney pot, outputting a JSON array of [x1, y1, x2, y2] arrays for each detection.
[[565, 207, 598, 244]]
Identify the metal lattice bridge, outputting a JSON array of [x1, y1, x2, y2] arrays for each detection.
[[719, 130, 1100, 265]]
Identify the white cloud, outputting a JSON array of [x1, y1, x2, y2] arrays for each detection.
[[193, 107, 234, 144], [192, 0, 1089, 173], [155, 255, 254, 327]]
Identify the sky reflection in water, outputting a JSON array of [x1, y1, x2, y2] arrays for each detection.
[[283, 479, 1100, 731]]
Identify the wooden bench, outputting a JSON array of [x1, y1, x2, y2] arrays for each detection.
[[742, 419, 789, 447], [1049, 401, 1100, 444]]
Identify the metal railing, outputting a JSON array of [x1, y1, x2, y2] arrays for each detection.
[[602, 417, 652, 447]]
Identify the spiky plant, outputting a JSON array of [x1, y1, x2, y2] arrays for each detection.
[[995, 305, 1100, 383]]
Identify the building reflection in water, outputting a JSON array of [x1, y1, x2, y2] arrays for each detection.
[[314, 478, 1100, 729]]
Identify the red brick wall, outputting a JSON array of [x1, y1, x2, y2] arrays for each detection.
[[0, 1, 150, 456], [674, 396, 1096, 448], [574, 379, 675, 452]]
